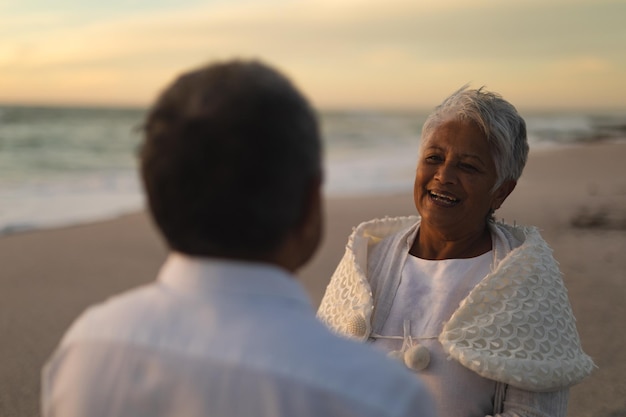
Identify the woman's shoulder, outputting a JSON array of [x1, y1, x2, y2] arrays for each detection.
[[349, 215, 419, 247], [491, 220, 548, 250]]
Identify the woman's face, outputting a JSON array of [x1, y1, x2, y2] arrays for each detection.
[[414, 118, 511, 236]]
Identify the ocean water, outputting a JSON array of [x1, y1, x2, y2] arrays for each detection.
[[1, 104, 625, 235]]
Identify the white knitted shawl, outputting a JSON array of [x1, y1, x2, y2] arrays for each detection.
[[317, 216, 595, 392]]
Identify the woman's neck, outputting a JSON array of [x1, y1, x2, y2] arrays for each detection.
[[409, 224, 492, 260]]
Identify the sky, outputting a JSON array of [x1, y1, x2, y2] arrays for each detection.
[[1, 0, 625, 111]]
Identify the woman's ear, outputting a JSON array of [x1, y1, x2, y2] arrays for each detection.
[[491, 180, 516, 211]]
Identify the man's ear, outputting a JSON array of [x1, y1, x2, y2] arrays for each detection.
[[280, 174, 323, 272], [491, 180, 516, 211], [299, 174, 323, 236]]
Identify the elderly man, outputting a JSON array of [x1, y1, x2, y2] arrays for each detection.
[[41, 60, 434, 417]]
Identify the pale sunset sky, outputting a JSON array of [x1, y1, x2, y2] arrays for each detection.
[[1, 0, 624, 111]]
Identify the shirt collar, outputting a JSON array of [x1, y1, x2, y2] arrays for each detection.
[[157, 252, 312, 308]]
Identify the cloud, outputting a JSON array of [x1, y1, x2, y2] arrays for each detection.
[[0, 0, 624, 108], [550, 56, 614, 73], [3, 0, 624, 68]]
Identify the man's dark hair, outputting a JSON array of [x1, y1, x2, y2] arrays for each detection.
[[141, 60, 322, 258]]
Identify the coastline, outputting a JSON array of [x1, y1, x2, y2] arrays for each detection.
[[1, 142, 625, 417]]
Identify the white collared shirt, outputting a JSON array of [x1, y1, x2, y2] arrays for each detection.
[[42, 253, 435, 417]]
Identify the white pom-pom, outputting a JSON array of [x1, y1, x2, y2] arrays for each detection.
[[404, 344, 430, 371], [345, 314, 368, 339]]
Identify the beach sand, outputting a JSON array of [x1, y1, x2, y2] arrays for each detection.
[[1, 142, 625, 417]]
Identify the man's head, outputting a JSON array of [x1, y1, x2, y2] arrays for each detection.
[[141, 60, 323, 270]]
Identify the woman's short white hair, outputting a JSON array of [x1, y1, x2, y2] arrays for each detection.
[[421, 85, 529, 191]]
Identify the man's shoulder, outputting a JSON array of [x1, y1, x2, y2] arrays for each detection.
[[59, 283, 163, 346]]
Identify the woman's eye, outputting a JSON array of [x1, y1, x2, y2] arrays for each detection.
[[425, 155, 442, 163], [460, 163, 477, 171]]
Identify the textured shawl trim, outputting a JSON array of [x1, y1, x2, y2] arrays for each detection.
[[317, 216, 418, 341], [439, 223, 595, 391], [317, 216, 595, 392]]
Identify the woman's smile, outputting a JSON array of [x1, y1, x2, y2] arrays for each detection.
[[428, 190, 460, 207]]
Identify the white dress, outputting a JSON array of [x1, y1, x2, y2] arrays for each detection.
[[372, 253, 496, 417]]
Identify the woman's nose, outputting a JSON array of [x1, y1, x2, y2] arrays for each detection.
[[435, 163, 456, 184]]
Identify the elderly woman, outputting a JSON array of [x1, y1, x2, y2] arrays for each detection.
[[317, 87, 595, 417]]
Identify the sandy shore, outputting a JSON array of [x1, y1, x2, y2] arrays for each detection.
[[1, 142, 625, 417]]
